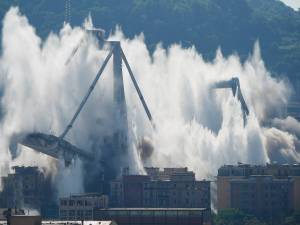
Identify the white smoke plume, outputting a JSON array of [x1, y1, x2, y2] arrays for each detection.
[[0, 7, 299, 196]]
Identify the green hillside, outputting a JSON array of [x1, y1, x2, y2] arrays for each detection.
[[1, 0, 300, 81]]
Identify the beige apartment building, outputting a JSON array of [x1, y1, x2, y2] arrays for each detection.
[[217, 163, 300, 216]]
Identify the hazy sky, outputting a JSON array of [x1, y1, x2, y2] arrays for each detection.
[[280, 0, 300, 10]]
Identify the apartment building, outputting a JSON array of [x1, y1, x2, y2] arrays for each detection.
[[217, 163, 300, 217], [0, 166, 55, 210], [110, 167, 210, 209]]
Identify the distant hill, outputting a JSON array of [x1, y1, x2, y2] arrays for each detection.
[[1, 0, 300, 82]]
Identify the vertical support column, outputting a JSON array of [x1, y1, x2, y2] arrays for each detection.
[[112, 41, 128, 159]]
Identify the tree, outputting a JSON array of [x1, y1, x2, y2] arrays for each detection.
[[213, 209, 266, 225], [1, 0, 300, 80]]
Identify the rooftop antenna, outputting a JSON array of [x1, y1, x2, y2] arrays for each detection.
[[65, 0, 71, 24]]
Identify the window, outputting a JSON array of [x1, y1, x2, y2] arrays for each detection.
[[166, 211, 177, 217], [141, 210, 153, 216], [108, 210, 118, 216], [119, 211, 129, 216], [60, 200, 68, 206], [154, 211, 164, 217], [178, 211, 189, 217], [69, 210, 75, 217], [77, 210, 83, 217], [265, 193, 268, 198], [190, 211, 202, 216], [60, 210, 68, 218], [85, 210, 92, 217], [131, 210, 140, 216]]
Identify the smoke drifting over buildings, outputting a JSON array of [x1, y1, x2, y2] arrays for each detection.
[[0, 7, 299, 197]]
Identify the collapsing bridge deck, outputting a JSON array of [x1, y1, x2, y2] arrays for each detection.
[[20, 133, 94, 163]]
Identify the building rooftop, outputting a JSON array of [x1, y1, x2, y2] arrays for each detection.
[[144, 167, 197, 181], [0, 220, 116, 225], [67, 193, 104, 198], [42, 221, 116, 225], [218, 163, 300, 177], [96, 208, 208, 211]]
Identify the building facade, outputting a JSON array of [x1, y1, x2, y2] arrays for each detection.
[[217, 163, 300, 218], [59, 193, 109, 220], [94, 208, 211, 225], [110, 167, 210, 209], [0, 166, 55, 211]]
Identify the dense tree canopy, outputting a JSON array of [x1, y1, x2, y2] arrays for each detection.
[[0, 0, 300, 80], [214, 209, 300, 225], [213, 209, 267, 225]]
